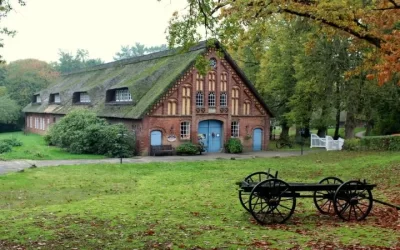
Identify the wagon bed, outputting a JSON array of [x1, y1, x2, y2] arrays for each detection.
[[237, 170, 399, 225]]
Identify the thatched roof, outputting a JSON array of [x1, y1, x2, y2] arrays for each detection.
[[23, 41, 273, 119]]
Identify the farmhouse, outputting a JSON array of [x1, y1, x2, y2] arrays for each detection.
[[23, 41, 273, 155]]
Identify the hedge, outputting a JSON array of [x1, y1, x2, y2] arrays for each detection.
[[343, 136, 400, 151]]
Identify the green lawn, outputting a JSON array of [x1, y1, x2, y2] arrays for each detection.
[[0, 151, 399, 249], [0, 132, 105, 160]]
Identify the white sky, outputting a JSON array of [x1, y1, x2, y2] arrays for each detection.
[[1, 0, 188, 63]]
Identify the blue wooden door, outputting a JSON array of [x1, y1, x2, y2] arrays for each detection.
[[253, 128, 262, 151], [150, 130, 162, 146], [198, 120, 222, 152]]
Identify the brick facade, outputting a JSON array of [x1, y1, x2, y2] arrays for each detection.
[[25, 49, 271, 156]]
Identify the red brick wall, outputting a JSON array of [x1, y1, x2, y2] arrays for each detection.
[[25, 113, 61, 135]]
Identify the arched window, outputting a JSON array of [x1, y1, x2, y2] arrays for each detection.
[[220, 92, 227, 107], [196, 91, 204, 107], [196, 73, 204, 91], [180, 121, 190, 139], [208, 92, 216, 107]]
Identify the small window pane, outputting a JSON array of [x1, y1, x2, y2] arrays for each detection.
[[115, 89, 132, 102], [80, 92, 90, 103]]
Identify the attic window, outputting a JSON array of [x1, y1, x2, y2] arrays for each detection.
[[49, 93, 61, 104], [33, 94, 41, 104], [106, 88, 133, 104], [73, 92, 91, 104]]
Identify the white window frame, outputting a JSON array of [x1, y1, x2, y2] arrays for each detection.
[[54, 94, 61, 103], [35, 95, 41, 103], [115, 89, 132, 102], [208, 92, 216, 107], [231, 121, 239, 138], [196, 91, 204, 107], [180, 121, 190, 139], [79, 92, 91, 103], [220, 92, 227, 107]]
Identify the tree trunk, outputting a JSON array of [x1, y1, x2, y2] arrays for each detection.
[[280, 122, 290, 140], [333, 108, 341, 139], [317, 128, 327, 137], [345, 112, 356, 139]]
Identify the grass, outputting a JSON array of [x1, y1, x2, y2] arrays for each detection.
[[0, 132, 105, 160], [0, 151, 399, 249]]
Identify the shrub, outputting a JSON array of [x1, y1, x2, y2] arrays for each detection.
[[46, 109, 135, 157], [176, 142, 199, 155], [357, 136, 400, 151], [225, 138, 243, 154], [342, 138, 360, 151], [0, 141, 12, 154], [2, 138, 23, 147]]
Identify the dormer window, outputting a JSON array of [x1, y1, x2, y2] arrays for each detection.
[[105, 88, 133, 104], [116, 88, 132, 102], [73, 92, 91, 104], [33, 94, 41, 104], [49, 93, 61, 104]]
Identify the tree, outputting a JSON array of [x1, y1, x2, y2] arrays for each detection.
[[113, 43, 167, 60], [0, 0, 26, 62], [4, 59, 59, 107], [52, 49, 104, 74], [0, 95, 19, 124], [163, 0, 400, 85]]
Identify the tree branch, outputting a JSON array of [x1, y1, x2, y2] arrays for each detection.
[[281, 8, 383, 48]]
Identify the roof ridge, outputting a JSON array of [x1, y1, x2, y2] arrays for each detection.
[[62, 41, 208, 76]]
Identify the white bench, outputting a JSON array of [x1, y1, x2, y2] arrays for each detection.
[[310, 134, 344, 151]]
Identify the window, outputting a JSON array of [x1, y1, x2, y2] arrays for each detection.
[[220, 92, 227, 107], [209, 58, 217, 69], [231, 121, 239, 138], [167, 100, 177, 115], [232, 87, 239, 115], [244, 101, 251, 115], [196, 91, 204, 107], [182, 86, 191, 115], [180, 121, 190, 139], [115, 88, 132, 102], [49, 93, 60, 104], [208, 92, 216, 107], [33, 95, 41, 103], [79, 92, 90, 103]]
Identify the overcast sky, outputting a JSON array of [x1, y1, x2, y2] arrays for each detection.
[[2, 0, 188, 63]]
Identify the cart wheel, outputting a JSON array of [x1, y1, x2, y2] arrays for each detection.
[[333, 180, 373, 221], [249, 179, 296, 224], [313, 177, 343, 214], [239, 172, 275, 212], [244, 171, 275, 183]]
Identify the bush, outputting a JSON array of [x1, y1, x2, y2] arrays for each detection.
[[359, 136, 400, 151], [342, 138, 360, 151], [225, 138, 243, 154], [45, 109, 135, 157], [2, 138, 23, 147], [0, 141, 12, 154], [176, 142, 199, 155]]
